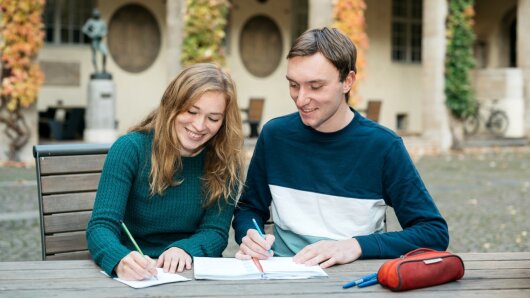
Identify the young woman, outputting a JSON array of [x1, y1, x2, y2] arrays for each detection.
[[87, 63, 245, 280]]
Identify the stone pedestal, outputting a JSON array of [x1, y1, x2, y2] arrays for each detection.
[[84, 78, 116, 143]]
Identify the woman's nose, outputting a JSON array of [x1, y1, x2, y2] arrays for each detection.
[[192, 116, 206, 131]]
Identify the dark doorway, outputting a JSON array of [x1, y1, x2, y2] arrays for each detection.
[[509, 17, 516, 67]]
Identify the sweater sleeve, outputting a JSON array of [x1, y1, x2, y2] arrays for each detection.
[[232, 134, 273, 244], [167, 197, 235, 257], [86, 136, 138, 276], [355, 139, 449, 259]]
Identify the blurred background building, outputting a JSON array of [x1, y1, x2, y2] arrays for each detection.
[[36, 0, 529, 150]]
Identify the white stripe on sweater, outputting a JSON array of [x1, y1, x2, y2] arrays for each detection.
[[270, 185, 386, 240]]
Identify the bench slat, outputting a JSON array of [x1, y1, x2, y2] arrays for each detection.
[[44, 211, 92, 234], [42, 192, 96, 214], [46, 251, 91, 261], [45, 231, 87, 254], [39, 155, 106, 175], [41, 173, 101, 194]]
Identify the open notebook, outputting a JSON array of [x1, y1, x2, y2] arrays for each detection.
[[193, 257, 328, 280]]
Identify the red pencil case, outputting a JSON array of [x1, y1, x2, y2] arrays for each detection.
[[377, 248, 465, 291]]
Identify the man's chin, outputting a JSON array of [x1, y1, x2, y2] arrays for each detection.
[[300, 118, 319, 129]]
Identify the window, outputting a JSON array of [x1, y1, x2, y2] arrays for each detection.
[[391, 0, 422, 63], [43, 0, 94, 45]]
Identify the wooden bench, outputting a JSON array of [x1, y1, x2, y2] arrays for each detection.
[[33, 143, 110, 260], [240, 98, 265, 137]]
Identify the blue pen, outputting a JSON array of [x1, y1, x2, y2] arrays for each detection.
[[357, 277, 379, 288], [342, 273, 378, 289], [252, 218, 273, 255]]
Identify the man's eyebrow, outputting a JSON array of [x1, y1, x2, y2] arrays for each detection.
[[285, 76, 325, 84], [307, 80, 325, 84]]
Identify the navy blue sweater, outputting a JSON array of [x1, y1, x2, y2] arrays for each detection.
[[233, 110, 448, 258]]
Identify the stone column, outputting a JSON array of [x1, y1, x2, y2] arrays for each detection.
[[518, 0, 530, 136], [308, 0, 333, 28], [166, 0, 185, 82], [422, 0, 451, 151]]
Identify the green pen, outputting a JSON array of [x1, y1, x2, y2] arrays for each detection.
[[120, 220, 158, 280]]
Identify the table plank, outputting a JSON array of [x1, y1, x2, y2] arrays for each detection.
[[0, 253, 529, 297]]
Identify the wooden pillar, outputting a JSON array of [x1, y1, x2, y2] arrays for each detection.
[[518, 0, 530, 136], [422, 0, 451, 151], [166, 0, 185, 82]]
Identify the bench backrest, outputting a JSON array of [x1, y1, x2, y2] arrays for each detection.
[[33, 143, 110, 260]]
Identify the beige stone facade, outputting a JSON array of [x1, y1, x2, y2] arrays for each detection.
[[24, 0, 529, 162]]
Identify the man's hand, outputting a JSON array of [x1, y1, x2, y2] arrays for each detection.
[[116, 251, 157, 280], [156, 247, 192, 273], [235, 229, 275, 260], [293, 238, 362, 268]]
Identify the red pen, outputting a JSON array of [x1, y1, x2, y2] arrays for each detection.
[[252, 257, 264, 273]]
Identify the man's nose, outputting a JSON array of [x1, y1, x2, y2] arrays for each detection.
[[296, 87, 310, 107]]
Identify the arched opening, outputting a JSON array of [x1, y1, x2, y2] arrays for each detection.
[[500, 7, 517, 68]]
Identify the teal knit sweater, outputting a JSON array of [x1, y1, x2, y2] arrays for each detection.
[[86, 131, 235, 276]]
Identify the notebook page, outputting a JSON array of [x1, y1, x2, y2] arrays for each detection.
[[260, 257, 328, 279], [193, 257, 261, 280]]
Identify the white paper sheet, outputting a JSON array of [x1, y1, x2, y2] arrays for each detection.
[[101, 268, 190, 289]]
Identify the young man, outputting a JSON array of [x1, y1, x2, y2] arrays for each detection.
[[232, 27, 449, 268]]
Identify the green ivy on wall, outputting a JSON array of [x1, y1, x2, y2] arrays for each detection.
[[445, 0, 476, 120], [181, 0, 230, 66]]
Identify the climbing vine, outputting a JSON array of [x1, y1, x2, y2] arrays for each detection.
[[0, 0, 45, 160], [181, 0, 230, 66], [333, 0, 369, 106], [445, 0, 476, 120]]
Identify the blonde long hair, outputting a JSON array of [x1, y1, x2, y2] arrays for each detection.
[[130, 63, 244, 207]]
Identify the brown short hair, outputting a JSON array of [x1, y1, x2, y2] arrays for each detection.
[[287, 27, 357, 100]]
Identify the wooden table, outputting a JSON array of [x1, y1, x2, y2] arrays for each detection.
[[1, 252, 529, 297]]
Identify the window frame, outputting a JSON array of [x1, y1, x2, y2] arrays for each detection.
[[44, 0, 95, 46], [391, 0, 423, 64]]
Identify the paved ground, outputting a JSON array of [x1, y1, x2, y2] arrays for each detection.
[[1, 141, 529, 261]]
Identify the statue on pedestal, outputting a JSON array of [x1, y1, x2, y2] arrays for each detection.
[[83, 8, 116, 143], [82, 9, 111, 79]]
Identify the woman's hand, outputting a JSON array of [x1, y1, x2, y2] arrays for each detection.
[[156, 247, 192, 273], [116, 251, 157, 280]]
